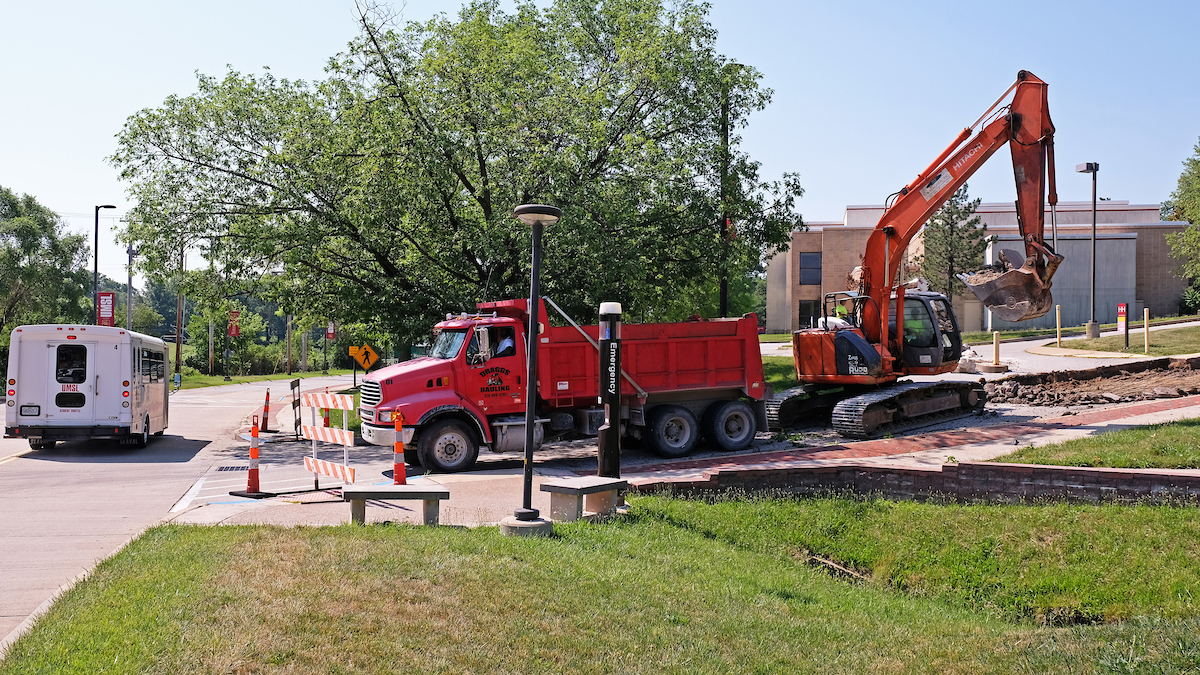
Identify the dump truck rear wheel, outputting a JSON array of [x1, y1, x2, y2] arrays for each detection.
[[646, 405, 698, 458], [418, 419, 479, 472], [702, 400, 757, 451]]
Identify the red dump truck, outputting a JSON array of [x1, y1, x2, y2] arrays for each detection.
[[359, 297, 768, 472]]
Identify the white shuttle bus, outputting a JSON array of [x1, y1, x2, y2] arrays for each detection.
[[4, 324, 169, 449]]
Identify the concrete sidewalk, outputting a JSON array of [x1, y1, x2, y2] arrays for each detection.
[[169, 394, 1200, 528]]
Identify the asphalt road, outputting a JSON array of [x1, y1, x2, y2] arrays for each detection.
[[0, 374, 355, 647]]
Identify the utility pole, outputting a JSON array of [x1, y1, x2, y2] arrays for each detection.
[[175, 246, 184, 376], [286, 315, 293, 375], [208, 319, 215, 375], [125, 244, 139, 330], [719, 71, 731, 317]]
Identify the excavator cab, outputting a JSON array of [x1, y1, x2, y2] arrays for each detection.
[[889, 292, 963, 373]]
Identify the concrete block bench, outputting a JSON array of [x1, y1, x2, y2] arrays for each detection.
[[540, 476, 628, 522], [341, 485, 450, 525]]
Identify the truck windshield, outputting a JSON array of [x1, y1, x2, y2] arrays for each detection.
[[430, 330, 468, 360]]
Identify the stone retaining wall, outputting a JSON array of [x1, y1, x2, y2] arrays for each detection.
[[635, 462, 1200, 504]]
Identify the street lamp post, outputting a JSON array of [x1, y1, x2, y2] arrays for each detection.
[[93, 205, 116, 324], [501, 204, 561, 537], [1077, 162, 1100, 339], [126, 244, 139, 330]]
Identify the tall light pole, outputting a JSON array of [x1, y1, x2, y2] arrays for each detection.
[[93, 205, 116, 323], [126, 244, 139, 330], [503, 204, 561, 537], [1077, 162, 1099, 338]]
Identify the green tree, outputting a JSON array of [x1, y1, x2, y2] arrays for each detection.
[[1165, 139, 1200, 300], [915, 185, 992, 304], [111, 0, 801, 343], [0, 186, 91, 337], [1163, 138, 1200, 225]]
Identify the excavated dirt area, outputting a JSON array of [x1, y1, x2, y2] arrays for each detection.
[[985, 361, 1200, 406]]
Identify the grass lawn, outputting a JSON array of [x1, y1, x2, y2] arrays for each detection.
[[176, 369, 355, 390], [759, 333, 792, 342], [762, 355, 799, 392], [992, 417, 1200, 470], [4, 499, 1200, 674], [1061, 325, 1200, 356]]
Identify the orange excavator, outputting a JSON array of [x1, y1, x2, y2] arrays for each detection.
[[769, 70, 1062, 437]]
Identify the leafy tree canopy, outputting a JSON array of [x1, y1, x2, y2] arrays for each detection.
[[0, 185, 91, 343], [915, 185, 992, 304], [112, 0, 801, 343], [1165, 138, 1200, 285]]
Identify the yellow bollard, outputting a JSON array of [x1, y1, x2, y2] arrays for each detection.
[[1055, 305, 1061, 348], [993, 331, 1000, 365], [1144, 308, 1150, 354]]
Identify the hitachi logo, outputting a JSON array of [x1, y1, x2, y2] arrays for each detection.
[[952, 142, 984, 172]]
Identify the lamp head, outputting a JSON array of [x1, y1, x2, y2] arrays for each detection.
[[513, 204, 562, 227], [1075, 162, 1099, 174]]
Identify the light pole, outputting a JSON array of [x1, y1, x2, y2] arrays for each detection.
[[503, 204, 561, 537], [126, 244, 139, 330], [1077, 162, 1099, 338], [93, 205, 116, 323]]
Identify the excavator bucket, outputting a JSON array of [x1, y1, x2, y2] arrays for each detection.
[[959, 249, 1060, 323]]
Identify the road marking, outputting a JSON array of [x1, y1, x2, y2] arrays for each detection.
[[0, 448, 33, 468], [170, 475, 206, 512]]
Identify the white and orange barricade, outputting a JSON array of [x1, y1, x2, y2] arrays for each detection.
[[393, 413, 406, 485], [300, 391, 357, 487]]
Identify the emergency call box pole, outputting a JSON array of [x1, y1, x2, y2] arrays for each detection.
[[598, 302, 622, 478]]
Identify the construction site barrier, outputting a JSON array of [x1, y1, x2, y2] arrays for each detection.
[[393, 413, 406, 485], [300, 391, 357, 488], [260, 389, 271, 432], [230, 415, 270, 498]]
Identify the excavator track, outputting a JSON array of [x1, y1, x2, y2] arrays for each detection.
[[830, 380, 987, 439], [766, 384, 863, 430]]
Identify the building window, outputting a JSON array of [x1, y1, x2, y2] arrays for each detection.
[[798, 252, 822, 286], [798, 300, 820, 328]]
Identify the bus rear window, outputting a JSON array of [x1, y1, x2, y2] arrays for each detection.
[[56, 345, 87, 384]]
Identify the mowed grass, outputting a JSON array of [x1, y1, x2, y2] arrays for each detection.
[[5, 499, 1200, 674], [762, 355, 800, 392], [177, 369, 355, 390], [992, 417, 1200, 470], [1064, 325, 1200, 356]]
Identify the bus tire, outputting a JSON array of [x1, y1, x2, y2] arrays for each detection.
[[645, 405, 699, 458], [417, 419, 479, 473], [702, 400, 757, 451], [133, 417, 149, 449]]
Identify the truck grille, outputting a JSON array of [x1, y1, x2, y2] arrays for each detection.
[[360, 380, 382, 407]]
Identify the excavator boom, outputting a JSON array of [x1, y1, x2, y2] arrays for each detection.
[[859, 70, 1061, 330]]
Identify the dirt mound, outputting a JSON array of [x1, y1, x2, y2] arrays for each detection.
[[986, 363, 1200, 406]]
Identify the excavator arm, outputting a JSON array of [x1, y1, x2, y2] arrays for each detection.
[[857, 70, 1062, 344]]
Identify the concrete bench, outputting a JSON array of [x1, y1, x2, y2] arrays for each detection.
[[540, 476, 628, 522], [341, 485, 450, 526]]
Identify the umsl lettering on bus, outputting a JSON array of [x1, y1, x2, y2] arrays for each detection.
[[61, 384, 79, 392]]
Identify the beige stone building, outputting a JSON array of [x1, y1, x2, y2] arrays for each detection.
[[765, 201, 1189, 334]]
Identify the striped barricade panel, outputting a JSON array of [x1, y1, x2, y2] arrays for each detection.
[[303, 456, 356, 483], [301, 425, 355, 447], [300, 393, 356, 411]]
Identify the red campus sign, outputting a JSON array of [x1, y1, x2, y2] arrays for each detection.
[[228, 310, 240, 337], [97, 292, 116, 327]]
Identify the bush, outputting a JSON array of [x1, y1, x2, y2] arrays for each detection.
[[1181, 286, 1200, 315]]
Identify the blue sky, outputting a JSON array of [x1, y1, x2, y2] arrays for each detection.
[[2, 0, 1197, 284]]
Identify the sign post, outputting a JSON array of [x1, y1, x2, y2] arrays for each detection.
[[1117, 303, 1128, 349], [225, 310, 240, 382], [97, 292, 115, 327]]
